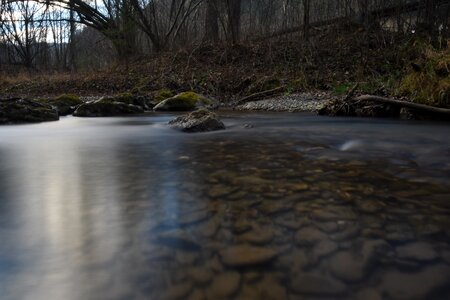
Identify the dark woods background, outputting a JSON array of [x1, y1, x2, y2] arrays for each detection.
[[0, 0, 449, 72]]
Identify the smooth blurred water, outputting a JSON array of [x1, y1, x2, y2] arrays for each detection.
[[0, 113, 449, 300]]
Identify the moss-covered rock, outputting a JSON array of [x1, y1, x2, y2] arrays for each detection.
[[37, 94, 83, 116], [169, 109, 225, 132], [153, 91, 214, 111], [153, 89, 174, 103], [100, 93, 151, 110], [0, 99, 59, 124], [73, 97, 144, 117]]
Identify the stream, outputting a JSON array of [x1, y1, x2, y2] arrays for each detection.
[[0, 112, 449, 300]]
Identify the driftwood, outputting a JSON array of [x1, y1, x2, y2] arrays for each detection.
[[354, 95, 450, 116], [0, 97, 21, 102], [237, 86, 285, 105]]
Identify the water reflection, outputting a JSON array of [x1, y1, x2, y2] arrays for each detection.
[[0, 115, 449, 299]]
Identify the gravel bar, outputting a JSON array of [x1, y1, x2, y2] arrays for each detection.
[[235, 92, 333, 112]]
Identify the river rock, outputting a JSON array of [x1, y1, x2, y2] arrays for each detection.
[[205, 271, 241, 299], [313, 239, 338, 259], [289, 272, 347, 296], [188, 267, 213, 285], [154, 92, 214, 111], [161, 282, 193, 300], [0, 98, 59, 124], [312, 206, 357, 221], [219, 245, 278, 267], [207, 184, 238, 198], [38, 94, 83, 116], [294, 227, 327, 246], [238, 227, 274, 245], [259, 202, 291, 215], [169, 109, 225, 133], [276, 249, 311, 272], [187, 289, 206, 300], [353, 289, 382, 300], [380, 264, 450, 300], [396, 242, 439, 262], [73, 97, 144, 117], [329, 239, 391, 282]]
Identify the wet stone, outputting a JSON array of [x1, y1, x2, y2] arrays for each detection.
[[238, 227, 274, 245], [232, 219, 253, 234], [396, 242, 439, 262], [329, 251, 370, 282], [386, 224, 416, 243], [331, 224, 360, 242], [313, 240, 338, 259], [357, 200, 384, 213], [243, 271, 263, 283], [175, 251, 199, 265], [275, 216, 311, 230], [187, 289, 206, 300], [312, 206, 357, 221], [380, 264, 450, 300], [259, 202, 291, 215], [161, 282, 193, 300], [316, 221, 340, 233], [220, 245, 278, 267], [294, 227, 327, 246], [208, 185, 238, 198], [254, 275, 288, 300], [205, 271, 241, 299], [353, 288, 382, 300], [276, 249, 311, 272], [290, 272, 347, 296], [188, 267, 213, 285], [328, 239, 391, 283]]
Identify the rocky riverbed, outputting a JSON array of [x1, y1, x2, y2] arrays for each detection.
[[1, 108, 449, 300], [235, 92, 333, 112]]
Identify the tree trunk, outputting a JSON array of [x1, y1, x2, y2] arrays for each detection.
[[302, 0, 310, 40], [204, 0, 219, 42], [227, 0, 241, 44]]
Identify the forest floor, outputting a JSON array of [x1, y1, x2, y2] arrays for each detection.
[[1, 23, 448, 110]]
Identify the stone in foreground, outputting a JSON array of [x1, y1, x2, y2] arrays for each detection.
[[169, 109, 225, 133], [73, 97, 144, 117], [219, 245, 278, 267], [154, 92, 214, 111], [290, 272, 347, 296], [0, 99, 59, 124]]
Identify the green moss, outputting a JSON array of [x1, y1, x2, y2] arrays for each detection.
[[97, 93, 136, 105], [53, 94, 81, 105], [333, 83, 353, 95], [175, 91, 211, 105], [154, 89, 174, 103]]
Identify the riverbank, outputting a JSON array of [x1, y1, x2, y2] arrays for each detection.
[[1, 24, 448, 113]]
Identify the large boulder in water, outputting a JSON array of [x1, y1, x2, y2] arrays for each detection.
[[37, 94, 83, 116], [73, 97, 144, 117], [0, 98, 59, 124], [169, 109, 225, 132], [154, 92, 215, 111], [102, 93, 152, 110]]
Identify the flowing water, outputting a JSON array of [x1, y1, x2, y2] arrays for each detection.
[[0, 113, 449, 300]]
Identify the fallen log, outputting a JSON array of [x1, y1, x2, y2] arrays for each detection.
[[237, 86, 285, 105], [354, 95, 450, 116]]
